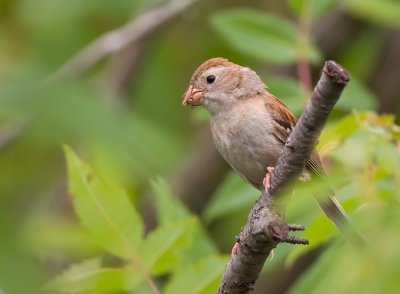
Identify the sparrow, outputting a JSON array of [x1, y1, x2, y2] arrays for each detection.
[[182, 57, 354, 241]]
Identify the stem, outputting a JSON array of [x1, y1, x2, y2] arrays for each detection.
[[296, 0, 313, 95]]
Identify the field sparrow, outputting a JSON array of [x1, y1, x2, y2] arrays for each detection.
[[182, 57, 351, 236]]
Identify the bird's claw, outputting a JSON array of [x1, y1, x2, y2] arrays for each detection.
[[231, 241, 240, 256], [263, 166, 275, 189]]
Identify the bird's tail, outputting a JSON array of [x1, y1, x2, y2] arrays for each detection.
[[314, 192, 366, 247]]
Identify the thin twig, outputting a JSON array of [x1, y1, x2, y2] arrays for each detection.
[[217, 61, 350, 294], [47, 0, 198, 81]]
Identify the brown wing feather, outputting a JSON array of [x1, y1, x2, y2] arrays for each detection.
[[264, 94, 296, 145], [264, 93, 326, 177]]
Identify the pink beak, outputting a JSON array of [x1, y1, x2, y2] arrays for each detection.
[[182, 85, 205, 106]]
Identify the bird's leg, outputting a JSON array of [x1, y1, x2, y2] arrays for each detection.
[[262, 166, 310, 246], [231, 168, 308, 257], [263, 166, 275, 189], [231, 235, 241, 256]]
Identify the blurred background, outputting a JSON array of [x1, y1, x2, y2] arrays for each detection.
[[1, 0, 400, 293]]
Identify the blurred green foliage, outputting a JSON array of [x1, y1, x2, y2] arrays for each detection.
[[47, 148, 225, 293], [210, 9, 321, 64], [1, 0, 400, 293]]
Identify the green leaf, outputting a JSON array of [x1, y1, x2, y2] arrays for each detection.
[[290, 202, 400, 293], [288, 243, 341, 294], [286, 212, 336, 265], [151, 178, 217, 264], [338, 29, 385, 80], [46, 258, 139, 293], [22, 215, 100, 257], [287, 0, 338, 17], [151, 177, 190, 225], [319, 112, 368, 147], [344, 0, 400, 27], [179, 223, 218, 265], [209, 8, 321, 64], [164, 255, 229, 294], [202, 172, 258, 223], [63, 145, 144, 260], [337, 75, 377, 111], [141, 218, 196, 275]]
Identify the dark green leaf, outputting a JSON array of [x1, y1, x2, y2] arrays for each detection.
[[209, 9, 321, 64]]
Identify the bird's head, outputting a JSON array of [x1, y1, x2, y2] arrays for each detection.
[[182, 58, 266, 114]]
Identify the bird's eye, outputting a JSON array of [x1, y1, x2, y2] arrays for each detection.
[[206, 75, 216, 84]]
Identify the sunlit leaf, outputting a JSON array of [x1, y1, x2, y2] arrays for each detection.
[[151, 178, 217, 263], [140, 218, 196, 275], [375, 140, 400, 179], [319, 112, 368, 149], [290, 205, 400, 293], [209, 8, 321, 64], [164, 255, 229, 294], [63, 146, 144, 260], [46, 258, 139, 293]]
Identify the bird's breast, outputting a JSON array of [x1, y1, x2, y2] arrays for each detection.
[[210, 100, 282, 189]]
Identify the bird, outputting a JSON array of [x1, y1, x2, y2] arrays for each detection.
[[182, 57, 360, 247]]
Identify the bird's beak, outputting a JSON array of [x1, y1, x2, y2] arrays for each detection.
[[182, 85, 205, 106]]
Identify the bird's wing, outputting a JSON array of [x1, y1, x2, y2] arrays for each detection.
[[264, 94, 327, 178]]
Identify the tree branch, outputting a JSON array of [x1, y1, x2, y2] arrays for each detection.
[[217, 60, 350, 294], [47, 0, 198, 81]]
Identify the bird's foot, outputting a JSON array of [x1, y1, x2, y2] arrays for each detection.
[[263, 166, 275, 189]]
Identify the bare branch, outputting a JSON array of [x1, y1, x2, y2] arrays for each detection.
[[47, 0, 198, 81], [217, 61, 350, 294]]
